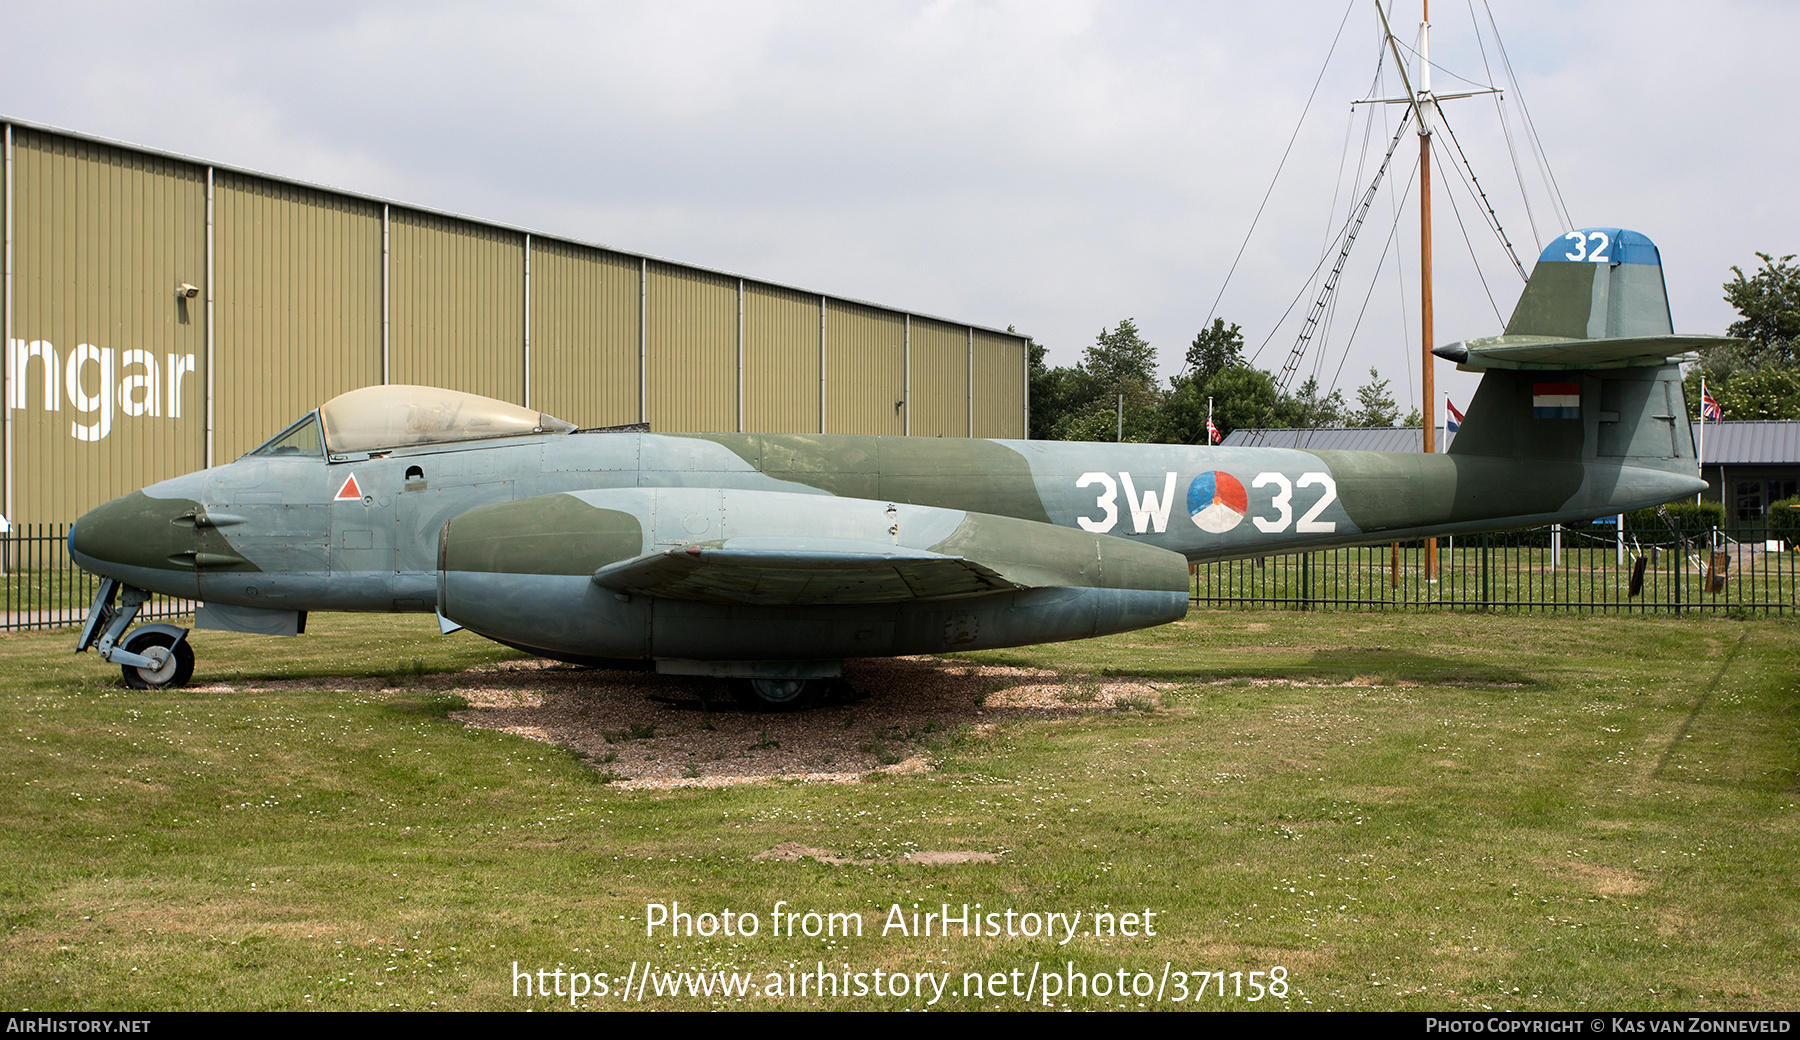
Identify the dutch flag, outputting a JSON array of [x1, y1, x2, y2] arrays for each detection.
[[1532, 382, 1580, 420], [1445, 397, 1464, 433]]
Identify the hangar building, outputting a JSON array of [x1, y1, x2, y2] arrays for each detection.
[[0, 118, 1031, 527]]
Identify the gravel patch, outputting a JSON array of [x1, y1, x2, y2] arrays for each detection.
[[208, 655, 1174, 789]]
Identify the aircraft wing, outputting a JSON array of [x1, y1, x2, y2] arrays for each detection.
[[439, 486, 1192, 617], [590, 537, 1022, 605]]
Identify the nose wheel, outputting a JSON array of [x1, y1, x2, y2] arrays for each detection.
[[120, 630, 196, 689]]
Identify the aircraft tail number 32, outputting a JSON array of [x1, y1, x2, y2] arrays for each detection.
[[1075, 470, 1338, 537]]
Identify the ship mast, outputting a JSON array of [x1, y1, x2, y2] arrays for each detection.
[[1378, 0, 1439, 580], [1419, 2, 1437, 580]]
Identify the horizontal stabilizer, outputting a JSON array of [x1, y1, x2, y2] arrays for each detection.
[[591, 537, 1023, 605], [1434, 333, 1736, 371]]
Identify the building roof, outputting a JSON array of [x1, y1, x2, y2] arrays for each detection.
[[1218, 427, 1456, 452], [1692, 421, 1800, 465], [1221, 421, 1800, 466]]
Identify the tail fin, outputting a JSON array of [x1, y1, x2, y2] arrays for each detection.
[[1434, 228, 1734, 478], [1506, 228, 1672, 340]]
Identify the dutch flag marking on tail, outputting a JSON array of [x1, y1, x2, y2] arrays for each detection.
[[1531, 382, 1580, 420]]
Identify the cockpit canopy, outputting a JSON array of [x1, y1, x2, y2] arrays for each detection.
[[249, 385, 576, 458]]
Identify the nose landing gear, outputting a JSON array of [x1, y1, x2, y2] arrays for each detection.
[[75, 578, 195, 690]]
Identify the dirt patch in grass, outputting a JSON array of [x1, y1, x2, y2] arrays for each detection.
[[207, 656, 1176, 789], [1556, 859, 1650, 897], [753, 842, 999, 866]]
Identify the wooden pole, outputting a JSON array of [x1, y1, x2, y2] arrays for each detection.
[[1420, 0, 1439, 582]]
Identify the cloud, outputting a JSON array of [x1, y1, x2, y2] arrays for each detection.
[[3, 0, 1794, 405]]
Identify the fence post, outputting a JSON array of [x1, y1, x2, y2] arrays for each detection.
[[1674, 541, 1683, 614], [1480, 534, 1489, 611]]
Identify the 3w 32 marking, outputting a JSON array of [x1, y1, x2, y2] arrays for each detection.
[[1075, 470, 1337, 536]]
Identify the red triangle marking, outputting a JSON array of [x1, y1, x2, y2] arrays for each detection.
[[335, 474, 364, 502]]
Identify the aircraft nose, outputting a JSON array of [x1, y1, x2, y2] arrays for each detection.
[[69, 490, 205, 576]]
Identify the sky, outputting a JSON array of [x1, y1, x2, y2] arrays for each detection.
[[5, 0, 1795, 418]]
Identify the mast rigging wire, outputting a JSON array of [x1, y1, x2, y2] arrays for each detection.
[[1465, 0, 1543, 246], [1200, 0, 1357, 333], [1433, 135, 1509, 325], [1435, 105, 1528, 281], [1481, 0, 1572, 230], [1274, 108, 1412, 402], [1244, 108, 1413, 446]]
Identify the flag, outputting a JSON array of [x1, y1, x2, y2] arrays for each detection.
[[1701, 388, 1723, 424], [1531, 382, 1580, 419], [1205, 415, 1221, 445], [1445, 397, 1464, 433]]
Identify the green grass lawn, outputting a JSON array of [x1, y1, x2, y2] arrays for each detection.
[[1, 610, 1795, 1010]]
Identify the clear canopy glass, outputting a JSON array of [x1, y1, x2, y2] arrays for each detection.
[[318, 385, 575, 454], [247, 413, 324, 457]]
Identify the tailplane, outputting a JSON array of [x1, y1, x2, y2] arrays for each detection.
[[1434, 228, 1734, 482]]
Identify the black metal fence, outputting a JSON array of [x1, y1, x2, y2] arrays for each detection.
[[0, 524, 192, 632], [5, 519, 1795, 634], [1193, 520, 1798, 614]]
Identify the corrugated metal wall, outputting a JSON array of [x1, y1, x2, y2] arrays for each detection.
[[647, 262, 736, 433], [528, 239, 640, 428], [214, 173, 382, 460], [1, 120, 1030, 525], [743, 283, 820, 433], [388, 211, 525, 403], [824, 300, 904, 436], [972, 329, 1025, 439], [8, 129, 207, 525], [907, 318, 968, 438]]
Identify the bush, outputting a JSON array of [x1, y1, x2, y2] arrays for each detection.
[[1624, 500, 1725, 539], [1767, 496, 1800, 546]]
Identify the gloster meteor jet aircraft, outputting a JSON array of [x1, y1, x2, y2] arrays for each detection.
[[70, 229, 1717, 707]]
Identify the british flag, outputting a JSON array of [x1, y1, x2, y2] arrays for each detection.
[[1701, 389, 1723, 424]]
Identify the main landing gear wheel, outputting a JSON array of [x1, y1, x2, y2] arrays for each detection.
[[120, 630, 195, 690], [732, 677, 826, 711]]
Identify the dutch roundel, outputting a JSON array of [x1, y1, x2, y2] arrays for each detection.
[[1187, 471, 1247, 534]]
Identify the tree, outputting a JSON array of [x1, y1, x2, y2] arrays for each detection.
[[1349, 368, 1399, 427], [1183, 318, 1245, 387], [1686, 364, 1800, 422], [1027, 341, 1090, 440], [1027, 320, 1165, 442], [1681, 252, 1800, 421], [1157, 364, 1277, 444], [1271, 376, 1349, 428], [1083, 318, 1158, 392], [1724, 252, 1800, 361]]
